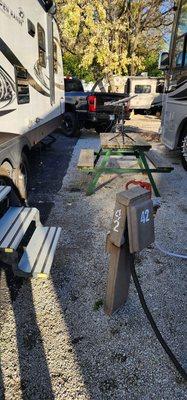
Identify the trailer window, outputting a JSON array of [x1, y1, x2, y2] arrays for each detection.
[[65, 79, 84, 92], [135, 85, 151, 94], [28, 20, 35, 37], [37, 24, 46, 67], [15, 66, 30, 104]]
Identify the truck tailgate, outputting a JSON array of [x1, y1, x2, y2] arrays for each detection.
[[94, 92, 128, 114]]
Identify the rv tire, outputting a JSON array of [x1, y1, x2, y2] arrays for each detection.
[[0, 161, 24, 204], [61, 112, 80, 137], [20, 153, 31, 195], [181, 132, 187, 171]]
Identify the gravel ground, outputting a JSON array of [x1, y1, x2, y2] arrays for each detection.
[[0, 116, 186, 400]]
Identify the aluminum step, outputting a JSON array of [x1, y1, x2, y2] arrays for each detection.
[[0, 207, 40, 250], [0, 186, 11, 202], [17, 226, 61, 277]]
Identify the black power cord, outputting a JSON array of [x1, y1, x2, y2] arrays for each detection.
[[130, 262, 187, 381]]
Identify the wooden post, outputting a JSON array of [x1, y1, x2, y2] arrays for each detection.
[[104, 237, 134, 315]]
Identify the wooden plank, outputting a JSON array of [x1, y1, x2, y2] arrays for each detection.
[[77, 149, 94, 169], [146, 149, 173, 169], [100, 132, 150, 149], [104, 240, 133, 315]]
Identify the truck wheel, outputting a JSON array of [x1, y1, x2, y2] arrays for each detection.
[[61, 112, 80, 137], [181, 132, 187, 171]]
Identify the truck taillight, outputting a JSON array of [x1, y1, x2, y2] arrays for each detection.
[[88, 95, 97, 112]]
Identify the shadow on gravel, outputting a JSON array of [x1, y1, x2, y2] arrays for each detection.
[[28, 131, 78, 223], [0, 133, 78, 399], [0, 366, 5, 400], [2, 266, 55, 400], [0, 131, 78, 399]]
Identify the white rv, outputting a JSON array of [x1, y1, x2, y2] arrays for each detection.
[[124, 76, 164, 113], [159, 0, 187, 169], [0, 0, 64, 196]]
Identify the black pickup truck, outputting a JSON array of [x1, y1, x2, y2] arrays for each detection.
[[61, 77, 130, 136]]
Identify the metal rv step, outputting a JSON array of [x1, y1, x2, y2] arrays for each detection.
[[0, 207, 40, 250], [0, 186, 11, 202], [17, 226, 61, 278]]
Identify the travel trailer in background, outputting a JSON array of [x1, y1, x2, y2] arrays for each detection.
[[92, 75, 164, 114], [159, 0, 187, 169], [0, 0, 64, 196], [124, 76, 164, 114]]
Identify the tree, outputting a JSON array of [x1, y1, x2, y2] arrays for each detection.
[[144, 53, 163, 77], [63, 53, 95, 81], [55, 0, 174, 80]]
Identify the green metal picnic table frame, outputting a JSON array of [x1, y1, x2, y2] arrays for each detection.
[[78, 133, 173, 197]]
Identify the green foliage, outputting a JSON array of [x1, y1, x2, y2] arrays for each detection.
[[55, 0, 173, 79], [144, 53, 164, 77], [93, 299, 103, 311], [63, 53, 95, 81]]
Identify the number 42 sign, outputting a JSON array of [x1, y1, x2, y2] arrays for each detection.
[[140, 209, 150, 224]]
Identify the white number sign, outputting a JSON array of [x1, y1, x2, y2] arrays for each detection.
[[113, 209, 122, 232], [140, 209, 150, 224]]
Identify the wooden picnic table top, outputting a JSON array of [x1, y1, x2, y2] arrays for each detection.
[[100, 132, 151, 150]]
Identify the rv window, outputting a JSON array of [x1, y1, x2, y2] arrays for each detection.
[[176, 0, 187, 37], [15, 66, 30, 104], [28, 20, 35, 37], [174, 34, 186, 67], [53, 41, 58, 73], [135, 85, 151, 94], [184, 37, 187, 66], [37, 24, 46, 67]]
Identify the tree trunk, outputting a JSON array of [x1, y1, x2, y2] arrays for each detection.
[[107, 71, 116, 92], [127, 0, 133, 76]]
